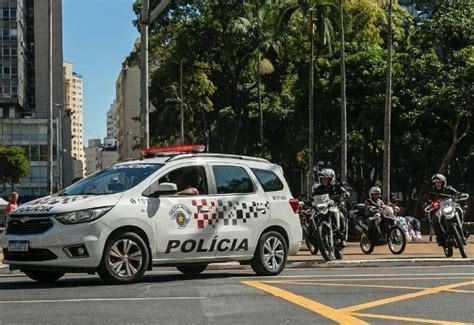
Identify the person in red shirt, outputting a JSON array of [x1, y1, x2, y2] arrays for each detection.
[[5, 191, 19, 223]]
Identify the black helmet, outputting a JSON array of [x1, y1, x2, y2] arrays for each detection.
[[369, 186, 381, 199], [431, 173, 447, 188], [318, 168, 336, 185]]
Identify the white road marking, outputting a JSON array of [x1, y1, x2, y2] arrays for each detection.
[[233, 272, 474, 280], [0, 297, 206, 304]]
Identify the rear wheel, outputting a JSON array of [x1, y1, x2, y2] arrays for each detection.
[[316, 225, 335, 261], [176, 264, 208, 276], [452, 224, 467, 258], [251, 231, 288, 276], [97, 232, 149, 284], [443, 245, 454, 258], [388, 226, 406, 255], [335, 248, 344, 260], [24, 271, 64, 283], [360, 232, 374, 254]]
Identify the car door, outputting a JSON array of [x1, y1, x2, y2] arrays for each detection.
[[207, 163, 270, 258], [142, 162, 218, 262]]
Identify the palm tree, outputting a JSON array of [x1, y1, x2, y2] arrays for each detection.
[[383, 0, 393, 202], [277, 0, 339, 194], [339, 0, 347, 183], [234, 0, 281, 156]]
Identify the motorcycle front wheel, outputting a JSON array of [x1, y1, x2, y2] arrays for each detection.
[[452, 224, 467, 258], [388, 226, 407, 255], [305, 238, 318, 255], [316, 225, 335, 261], [360, 232, 375, 254]]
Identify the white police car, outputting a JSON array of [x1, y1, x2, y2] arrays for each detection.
[[1, 145, 302, 284]]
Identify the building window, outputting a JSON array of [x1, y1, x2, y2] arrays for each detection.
[[3, 48, 9, 56], [2, 8, 9, 19]]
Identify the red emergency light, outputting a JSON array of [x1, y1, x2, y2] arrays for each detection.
[[140, 144, 206, 157]]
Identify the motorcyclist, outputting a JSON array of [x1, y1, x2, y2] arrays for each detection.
[[426, 173, 467, 243], [364, 187, 384, 236], [312, 168, 350, 245]]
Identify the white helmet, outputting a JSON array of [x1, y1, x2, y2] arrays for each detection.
[[431, 173, 446, 188], [318, 168, 336, 185], [369, 186, 382, 199]]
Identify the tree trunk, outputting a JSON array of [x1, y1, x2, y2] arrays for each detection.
[[308, 10, 315, 196], [257, 48, 264, 156], [339, 0, 347, 183], [382, 0, 393, 203]]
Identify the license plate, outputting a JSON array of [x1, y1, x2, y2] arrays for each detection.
[[8, 241, 29, 252]]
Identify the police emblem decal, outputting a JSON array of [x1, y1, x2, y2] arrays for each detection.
[[169, 204, 192, 229]]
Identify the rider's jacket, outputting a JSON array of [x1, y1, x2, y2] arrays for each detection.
[[364, 198, 384, 217], [427, 186, 460, 201], [313, 183, 352, 211]]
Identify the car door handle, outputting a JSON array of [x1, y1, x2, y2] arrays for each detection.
[[200, 207, 211, 213], [257, 207, 266, 212]]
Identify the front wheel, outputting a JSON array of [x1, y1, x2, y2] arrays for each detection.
[[251, 231, 288, 276], [176, 264, 208, 276], [316, 225, 335, 261], [24, 270, 64, 283], [360, 232, 375, 254], [388, 226, 406, 255], [305, 238, 318, 255], [97, 232, 149, 284], [452, 224, 468, 258]]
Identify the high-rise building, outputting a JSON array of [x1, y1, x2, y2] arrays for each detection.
[[63, 62, 85, 177], [106, 100, 117, 140], [116, 64, 140, 160], [85, 138, 118, 176], [0, 0, 71, 199]]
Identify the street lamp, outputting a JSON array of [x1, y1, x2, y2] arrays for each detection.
[[53, 103, 67, 190], [140, 0, 171, 149]]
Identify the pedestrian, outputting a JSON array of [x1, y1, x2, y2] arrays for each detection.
[[5, 191, 19, 224]]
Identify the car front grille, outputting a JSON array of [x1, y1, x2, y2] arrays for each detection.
[[4, 248, 57, 261], [7, 215, 54, 235]]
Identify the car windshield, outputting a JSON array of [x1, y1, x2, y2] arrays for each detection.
[[60, 163, 163, 196]]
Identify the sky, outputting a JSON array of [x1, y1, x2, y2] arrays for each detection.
[[63, 0, 139, 145]]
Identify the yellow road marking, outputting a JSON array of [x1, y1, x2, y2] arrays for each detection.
[[352, 312, 467, 324], [340, 280, 474, 313], [242, 280, 368, 325], [264, 276, 474, 283]]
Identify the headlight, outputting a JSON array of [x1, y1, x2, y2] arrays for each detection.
[[442, 206, 454, 216], [317, 204, 327, 210], [56, 207, 112, 225]]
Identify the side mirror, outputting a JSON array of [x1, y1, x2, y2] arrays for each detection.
[[145, 182, 178, 197]]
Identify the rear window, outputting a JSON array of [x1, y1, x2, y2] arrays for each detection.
[[252, 168, 284, 192], [213, 166, 254, 194]]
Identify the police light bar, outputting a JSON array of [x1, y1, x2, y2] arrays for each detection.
[[140, 144, 206, 157]]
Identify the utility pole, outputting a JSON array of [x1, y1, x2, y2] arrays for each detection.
[[308, 9, 315, 196], [383, 0, 393, 202], [47, 0, 53, 194], [180, 59, 184, 144], [340, 0, 347, 184], [140, 0, 150, 149], [140, 0, 172, 148]]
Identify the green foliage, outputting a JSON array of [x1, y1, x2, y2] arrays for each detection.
[[130, 0, 473, 207], [0, 145, 31, 190]]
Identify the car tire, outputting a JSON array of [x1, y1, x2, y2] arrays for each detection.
[[24, 270, 64, 283], [251, 231, 288, 276], [97, 232, 149, 284], [176, 264, 208, 276]]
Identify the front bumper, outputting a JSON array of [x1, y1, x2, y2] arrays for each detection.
[[0, 219, 110, 269]]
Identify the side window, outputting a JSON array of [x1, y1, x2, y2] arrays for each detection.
[[213, 166, 254, 194], [252, 168, 284, 192], [143, 166, 208, 196]]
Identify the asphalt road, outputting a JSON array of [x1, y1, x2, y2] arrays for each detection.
[[0, 265, 473, 324]]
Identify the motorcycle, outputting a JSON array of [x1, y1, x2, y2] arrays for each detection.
[[425, 192, 470, 258], [299, 202, 318, 255], [311, 194, 346, 261], [359, 203, 407, 255]]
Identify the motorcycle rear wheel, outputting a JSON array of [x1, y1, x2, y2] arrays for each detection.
[[360, 232, 374, 254], [388, 226, 406, 255], [316, 225, 335, 261], [443, 245, 453, 258], [452, 224, 467, 258]]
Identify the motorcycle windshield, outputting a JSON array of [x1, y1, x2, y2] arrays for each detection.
[[314, 194, 330, 204], [440, 199, 454, 209]]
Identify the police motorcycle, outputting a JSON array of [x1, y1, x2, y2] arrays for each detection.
[[359, 202, 407, 255], [299, 201, 318, 255], [310, 193, 347, 261], [425, 192, 470, 258]]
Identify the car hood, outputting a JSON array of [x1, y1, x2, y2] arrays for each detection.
[[12, 194, 123, 215]]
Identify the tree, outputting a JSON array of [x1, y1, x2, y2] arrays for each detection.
[[0, 145, 31, 192], [383, 0, 393, 202], [339, 0, 347, 182], [277, 0, 339, 194]]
